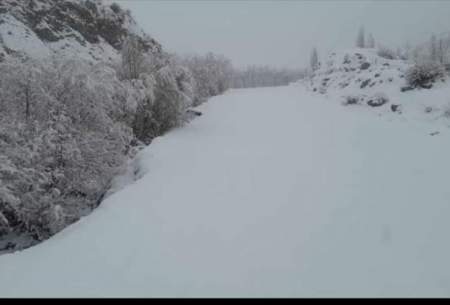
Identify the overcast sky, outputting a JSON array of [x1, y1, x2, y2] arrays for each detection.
[[116, 0, 450, 69]]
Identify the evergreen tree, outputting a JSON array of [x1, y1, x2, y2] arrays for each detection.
[[367, 33, 375, 48], [310, 48, 319, 72], [430, 34, 438, 62], [356, 26, 365, 48]]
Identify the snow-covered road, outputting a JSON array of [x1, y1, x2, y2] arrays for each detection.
[[1, 86, 450, 297]]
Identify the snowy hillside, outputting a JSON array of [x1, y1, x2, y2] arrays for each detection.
[[306, 48, 450, 123], [0, 0, 161, 63], [309, 48, 408, 95], [1, 86, 450, 297]]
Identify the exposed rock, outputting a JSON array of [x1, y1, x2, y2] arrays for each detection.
[[343, 95, 359, 105], [367, 93, 389, 107], [391, 104, 400, 112], [186, 109, 202, 117], [401, 86, 414, 92], [360, 79, 371, 89], [343, 56, 350, 64], [425, 106, 433, 113], [360, 62, 370, 70]]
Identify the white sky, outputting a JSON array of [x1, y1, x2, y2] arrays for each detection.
[[116, 0, 450, 69]]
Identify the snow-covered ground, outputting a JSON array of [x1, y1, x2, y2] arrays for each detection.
[[1, 85, 450, 297], [307, 48, 450, 122]]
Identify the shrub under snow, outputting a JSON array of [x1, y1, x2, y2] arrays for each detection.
[[0, 58, 139, 244], [405, 61, 445, 89], [377, 47, 397, 60], [178, 53, 234, 105]]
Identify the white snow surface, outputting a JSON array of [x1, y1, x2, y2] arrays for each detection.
[[1, 85, 450, 297], [0, 14, 51, 59]]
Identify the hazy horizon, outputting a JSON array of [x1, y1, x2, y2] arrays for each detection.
[[117, 0, 450, 69]]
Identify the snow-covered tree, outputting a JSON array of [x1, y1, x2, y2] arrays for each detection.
[[436, 37, 449, 65], [367, 34, 375, 48], [310, 47, 320, 72], [356, 26, 365, 48], [120, 34, 145, 80], [430, 34, 438, 63], [0, 57, 140, 245], [179, 53, 234, 104]]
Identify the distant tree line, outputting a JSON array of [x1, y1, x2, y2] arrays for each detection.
[[232, 66, 307, 88]]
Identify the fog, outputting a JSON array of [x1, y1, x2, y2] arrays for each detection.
[[116, 0, 450, 69]]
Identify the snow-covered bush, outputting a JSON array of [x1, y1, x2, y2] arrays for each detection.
[[367, 92, 389, 107], [179, 53, 233, 105], [179, 53, 234, 105], [377, 47, 397, 60], [342, 95, 360, 106], [0, 57, 138, 245], [118, 35, 165, 81], [131, 63, 195, 144], [405, 61, 445, 89]]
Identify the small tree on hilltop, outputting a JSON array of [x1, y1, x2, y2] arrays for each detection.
[[367, 33, 375, 48], [430, 34, 438, 63], [356, 26, 365, 48], [310, 47, 319, 72]]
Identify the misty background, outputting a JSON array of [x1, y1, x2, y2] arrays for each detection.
[[116, 0, 450, 69]]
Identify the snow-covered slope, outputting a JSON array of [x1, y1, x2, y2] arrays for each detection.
[[309, 48, 409, 96], [0, 86, 450, 297], [0, 0, 161, 63], [306, 48, 450, 122]]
